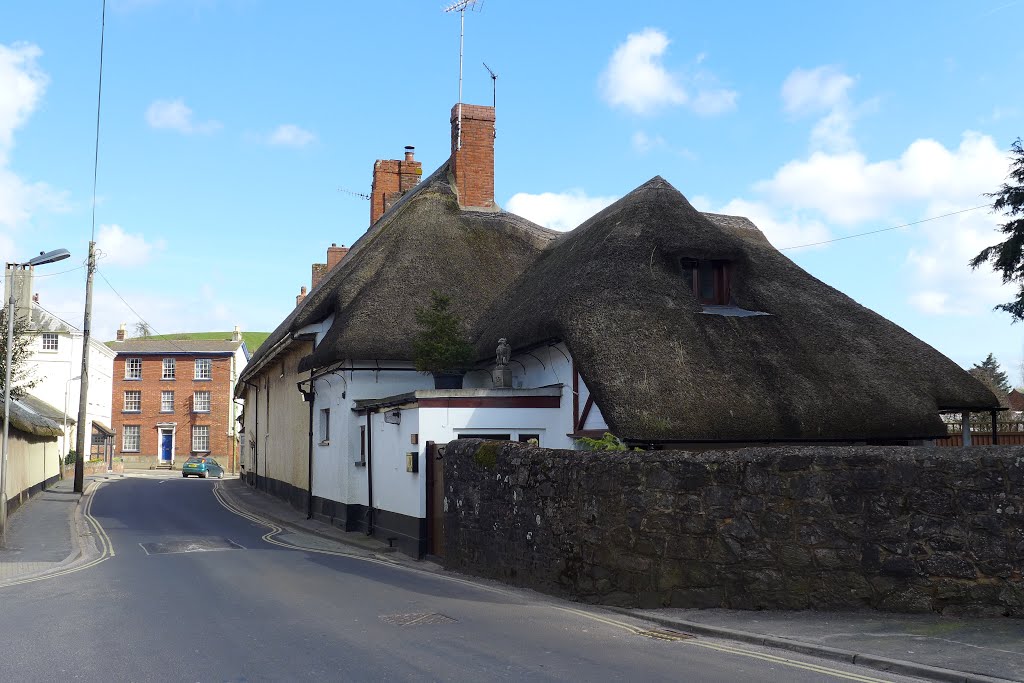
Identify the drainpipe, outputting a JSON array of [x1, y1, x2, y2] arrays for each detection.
[[305, 377, 315, 519], [366, 408, 374, 535], [243, 380, 258, 487]]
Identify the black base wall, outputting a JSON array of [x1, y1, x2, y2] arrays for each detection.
[[249, 475, 426, 558]]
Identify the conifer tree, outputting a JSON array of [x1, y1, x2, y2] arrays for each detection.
[[971, 138, 1024, 320]]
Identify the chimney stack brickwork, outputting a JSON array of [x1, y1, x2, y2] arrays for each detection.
[[326, 243, 348, 270], [370, 148, 422, 224], [311, 263, 328, 290], [116, 323, 126, 341], [450, 104, 495, 210]]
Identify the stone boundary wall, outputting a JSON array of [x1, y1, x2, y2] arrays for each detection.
[[443, 440, 1024, 616]]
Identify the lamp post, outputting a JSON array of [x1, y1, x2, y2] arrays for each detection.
[[1, 248, 71, 547]]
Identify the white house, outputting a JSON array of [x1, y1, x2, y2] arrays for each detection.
[[28, 300, 115, 464], [237, 101, 997, 560]]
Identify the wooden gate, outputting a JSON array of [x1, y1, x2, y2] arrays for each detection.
[[425, 441, 444, 558]]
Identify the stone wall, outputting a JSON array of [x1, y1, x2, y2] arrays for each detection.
[[443, 440, 1024, 616]]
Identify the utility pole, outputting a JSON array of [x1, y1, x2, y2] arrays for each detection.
[[74, 242, 96, 493]]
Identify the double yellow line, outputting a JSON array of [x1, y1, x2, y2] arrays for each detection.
[[0, 480, 116, 589], [555, 607, 894, 682], [214, 484, 896, 682]]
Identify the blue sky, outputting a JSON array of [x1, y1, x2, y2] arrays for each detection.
[[2, 0, 1023, 383]]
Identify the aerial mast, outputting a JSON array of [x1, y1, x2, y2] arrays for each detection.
[[442, 0, 482, 151]]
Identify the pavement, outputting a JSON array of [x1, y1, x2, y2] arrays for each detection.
[[2, 472, 1023, 683]]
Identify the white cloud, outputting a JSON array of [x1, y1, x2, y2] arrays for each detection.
[[145, 98, 221, 135], [712, 198, 831, 250], [754, 132, 1006, 225], [0, 42, 67, 244], [95, 224, 166, 266], [780, 65, 861, 152], [0, 43, 48, 157], [781, 66, 855, 115], [600, 28, 686, 115], [691, 88, 738, 116], [631, 130, 665, 154], [267, 124, 316, 148], [600, 28, 736, 117], [506, 189, 619, 232]]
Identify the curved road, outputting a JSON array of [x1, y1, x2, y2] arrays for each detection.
[[0, 474, 924, 682]]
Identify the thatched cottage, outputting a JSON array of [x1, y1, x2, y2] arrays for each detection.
[[236, 102, 999, 557]]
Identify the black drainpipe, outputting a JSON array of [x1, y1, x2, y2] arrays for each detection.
[[366, 408, 374, 535], [243, 380, 258, 488], [306, 378, 315, 519]]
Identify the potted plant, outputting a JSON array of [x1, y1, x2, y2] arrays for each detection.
[[413, 291, 474, 389]]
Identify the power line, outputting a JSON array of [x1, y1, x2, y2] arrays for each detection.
[[32, 264, 87, 278], [95, 268, 195, 355], [778, 203, 993, 251]]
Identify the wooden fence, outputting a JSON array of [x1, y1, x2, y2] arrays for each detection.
[[934, 418, 1024, 447]]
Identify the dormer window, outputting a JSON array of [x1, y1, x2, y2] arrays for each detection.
[[681, 259, 731, 305]]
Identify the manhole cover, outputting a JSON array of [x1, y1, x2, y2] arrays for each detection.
[[139, 538, 244, 555], [636, 628, 694, 642], [379, 612, 456, 627]]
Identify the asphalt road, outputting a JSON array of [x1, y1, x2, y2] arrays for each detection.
[[0, 475, 928, 682]]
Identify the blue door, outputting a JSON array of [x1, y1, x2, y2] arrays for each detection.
[[160, 433, 172, 462]]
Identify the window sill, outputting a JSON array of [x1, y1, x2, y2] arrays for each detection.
[[193, 378, 212, 382], [192, 410, 211, 414], [161, 378, 176, 381], [123, 377, 142, 381], [122, 410, 141, 414]]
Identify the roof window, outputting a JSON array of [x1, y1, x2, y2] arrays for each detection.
[[681, 259, 731, 306]]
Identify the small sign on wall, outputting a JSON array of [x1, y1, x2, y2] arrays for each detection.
[[406, 452, 419, 473]]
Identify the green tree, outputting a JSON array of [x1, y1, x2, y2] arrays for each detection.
[[969, 352, 1011, 403], [0, 308, 39, 400], [970, 138, 1024, 320], [412, 291, 473, 375], [133, 321, 152, 338]]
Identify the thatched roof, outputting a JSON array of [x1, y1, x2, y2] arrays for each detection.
[[293, 163, 556, 372], [5, 395, 64, 438], [473, 176, 999, 442]]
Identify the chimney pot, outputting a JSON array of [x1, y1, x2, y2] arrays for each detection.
[[404, 146, 415, 161]]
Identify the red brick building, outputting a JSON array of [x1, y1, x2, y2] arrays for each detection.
[[108, 330, 249, 471]]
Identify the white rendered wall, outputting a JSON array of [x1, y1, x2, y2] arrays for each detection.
[[28, 330, 114, 458], [463, 341, 608, 443], [367, 407, 421, 519], [311, 363, 433, 508]]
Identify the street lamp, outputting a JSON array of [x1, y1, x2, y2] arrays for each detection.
[[0, 248, 71, 547]]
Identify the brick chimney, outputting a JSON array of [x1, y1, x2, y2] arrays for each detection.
[[370, 146, 422, 224], [449, 103, 495, 210], [296, 285, 307, 307], [327, 243, 348, 270], [311, 263, 327, 290], [116, 322, 126, 341]]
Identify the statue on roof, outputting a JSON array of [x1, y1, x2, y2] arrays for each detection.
[[496, 338, 511, 367]]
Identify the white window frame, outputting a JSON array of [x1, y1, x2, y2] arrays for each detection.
[[194, 358, 211, 380], [124, 390, 141, 412], [41, 333, 58, 352], [122, 425, 140, 452], [193, 391, 211, 413], [125, 358, 142, 380], [162, 357, 176, 380], [160, 390, 174, 413], [192, 425, 210, 452], [319, 408, 330, 444]]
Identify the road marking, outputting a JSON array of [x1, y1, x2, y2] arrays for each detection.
[[211, 484, 897, 682], [0, 480, 116, 589]]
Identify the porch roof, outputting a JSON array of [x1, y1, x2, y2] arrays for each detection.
[[353, 386, 563, 412]]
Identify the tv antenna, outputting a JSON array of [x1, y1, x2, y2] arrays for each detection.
[[337, 187, 370, 200], [443, 0, 483, 150], [483, 61, 497, 109]]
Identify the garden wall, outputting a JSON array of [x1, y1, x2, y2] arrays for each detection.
[[443, 440, 1024, 616]]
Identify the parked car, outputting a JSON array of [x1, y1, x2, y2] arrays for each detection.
[[181, 456, 225, 479]]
